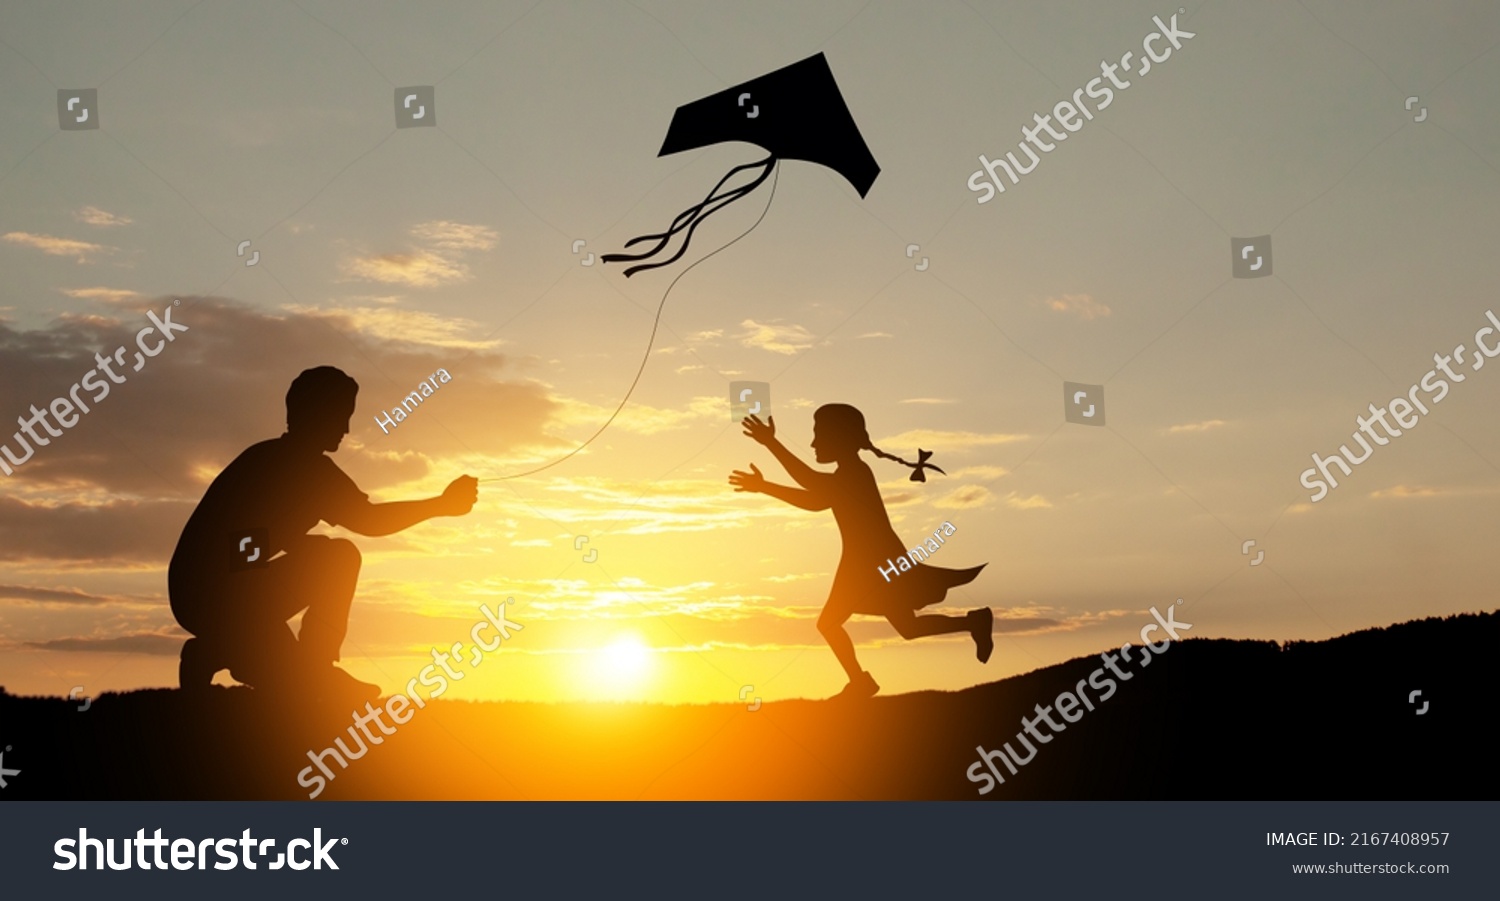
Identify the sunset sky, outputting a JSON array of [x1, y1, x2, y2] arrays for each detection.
[[2, 0, 1499, 705]]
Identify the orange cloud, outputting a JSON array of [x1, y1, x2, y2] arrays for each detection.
[[737, 319, 816, 355], [341, 250, 466, 287], [876, 429, 1028, 451], [286, 304, 503, 349], [933, 485, 993, 509], [1168, 419, 1227, 434], [341, 220, 498, 287], [3, 232, 114, 263], [73, 206, 132, 227], [1003, 491, 1052, 510], [59, 287, 140, 303], [1044, 292, 1110, 320]]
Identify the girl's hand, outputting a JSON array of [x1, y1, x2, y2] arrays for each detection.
[[728, 463, 766, 493], [741, 414, 776, 447]]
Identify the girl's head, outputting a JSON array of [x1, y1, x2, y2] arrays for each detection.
[[811, 404, 939, 481], [811, 403, 870, 463]]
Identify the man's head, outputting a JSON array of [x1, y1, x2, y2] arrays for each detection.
[[286, 367, 358, 452]]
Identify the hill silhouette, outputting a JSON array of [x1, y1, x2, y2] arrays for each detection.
[[2, 610, 1494, 800]]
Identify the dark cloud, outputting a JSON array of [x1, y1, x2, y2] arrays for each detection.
[[0, 583, 112, 604], [25, 632, 184, 656], [0, 496, 191, 564], [0, 296, 565, 497], [0, 296, 574, 565]]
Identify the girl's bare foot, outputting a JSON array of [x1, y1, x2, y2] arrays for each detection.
[[970, 607, 994, 663], [833, 670, 879, 699]]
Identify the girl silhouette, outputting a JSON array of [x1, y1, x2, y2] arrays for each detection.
[[729, 404, 993, 699]]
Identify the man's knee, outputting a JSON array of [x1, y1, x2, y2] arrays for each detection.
[[314, 537, 361, 575], [817, 611, 847, 637], [324, 537, 360, 565]]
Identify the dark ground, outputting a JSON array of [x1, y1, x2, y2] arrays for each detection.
[[1, 610, 1493, 800]]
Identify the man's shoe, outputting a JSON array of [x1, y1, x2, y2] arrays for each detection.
[[970, 607, 994, 663], [832, 670, 880, 700], [178, 638, 224, 694], [313, 665, 381, 706]]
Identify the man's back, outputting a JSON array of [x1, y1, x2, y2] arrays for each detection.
[[170, 435, 367, 584]]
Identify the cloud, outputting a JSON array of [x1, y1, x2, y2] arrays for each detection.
[[73, 206, 132, 228], [59, 287, 140, 303], [1369, 485, 1440, 499], [1366, 484, 1500, 500], [875, 429, 1029, 451], [0, 583, 112, 604], [765, 572, 824, 583], [3, 232, 114, 263], [551, 394, 720, 436], [0, 497, 192, 564], [857, 331, 893, 339], [1044, 293, 1110, 320], [341, 220, 498, 288], [522, 475, 795, 536], [409, 221, 498, 252], [286, 304, 502, 349], [1003, 491, 1052, 510], [933, 485, 993, 509], [0, 297, 568, 563], [900, 397, 956, 405], [737, 319, 816, 355], [26, 632, 183, 656], [949, 465, 1008, 480], [340, 250, 466, 287], [1168, 419, 1227, 434]]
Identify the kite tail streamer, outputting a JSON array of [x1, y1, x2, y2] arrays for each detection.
[[610, 156, 776, 258], [601, 155, 776, 277], [480, 161, 782, 483]]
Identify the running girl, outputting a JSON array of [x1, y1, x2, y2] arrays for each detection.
[[729, 404, 993, 699]]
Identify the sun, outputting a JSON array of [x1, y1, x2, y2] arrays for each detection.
[[588, 634, 655, 698]]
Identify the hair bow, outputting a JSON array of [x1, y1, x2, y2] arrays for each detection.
[[910, 448, 946, 483]]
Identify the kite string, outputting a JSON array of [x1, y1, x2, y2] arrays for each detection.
[[480, 161, 781, 483]]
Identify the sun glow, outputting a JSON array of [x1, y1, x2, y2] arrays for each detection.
[[588, 634, 655, 698]]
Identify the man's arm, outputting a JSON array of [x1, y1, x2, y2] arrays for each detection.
[[336, 476, 477, 537]]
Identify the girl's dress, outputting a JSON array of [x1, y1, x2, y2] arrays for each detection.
[[822, 459, 985, 616]]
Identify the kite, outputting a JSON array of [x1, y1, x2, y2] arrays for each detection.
[[602, 52, 879, 277], [484, 53, 879, 481]]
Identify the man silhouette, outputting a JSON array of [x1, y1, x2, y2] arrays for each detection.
[[169, 366, 478, 701]]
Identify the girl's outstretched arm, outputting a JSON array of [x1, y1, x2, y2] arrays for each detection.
[[741, 415, 826, 490], [729, 463, 830, 511]]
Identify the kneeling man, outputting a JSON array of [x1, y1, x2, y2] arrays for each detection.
[[170, 366, 477, 701]]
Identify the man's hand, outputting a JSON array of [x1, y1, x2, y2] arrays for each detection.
[[741, 414, 777, 447], [439, 475, 479, 515], [728, 463, 767, 494]]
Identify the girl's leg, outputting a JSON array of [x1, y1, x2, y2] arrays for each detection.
[[888, 607, 995, 662], [886, 607, 971, 640], [817, 604, 863, 681]]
